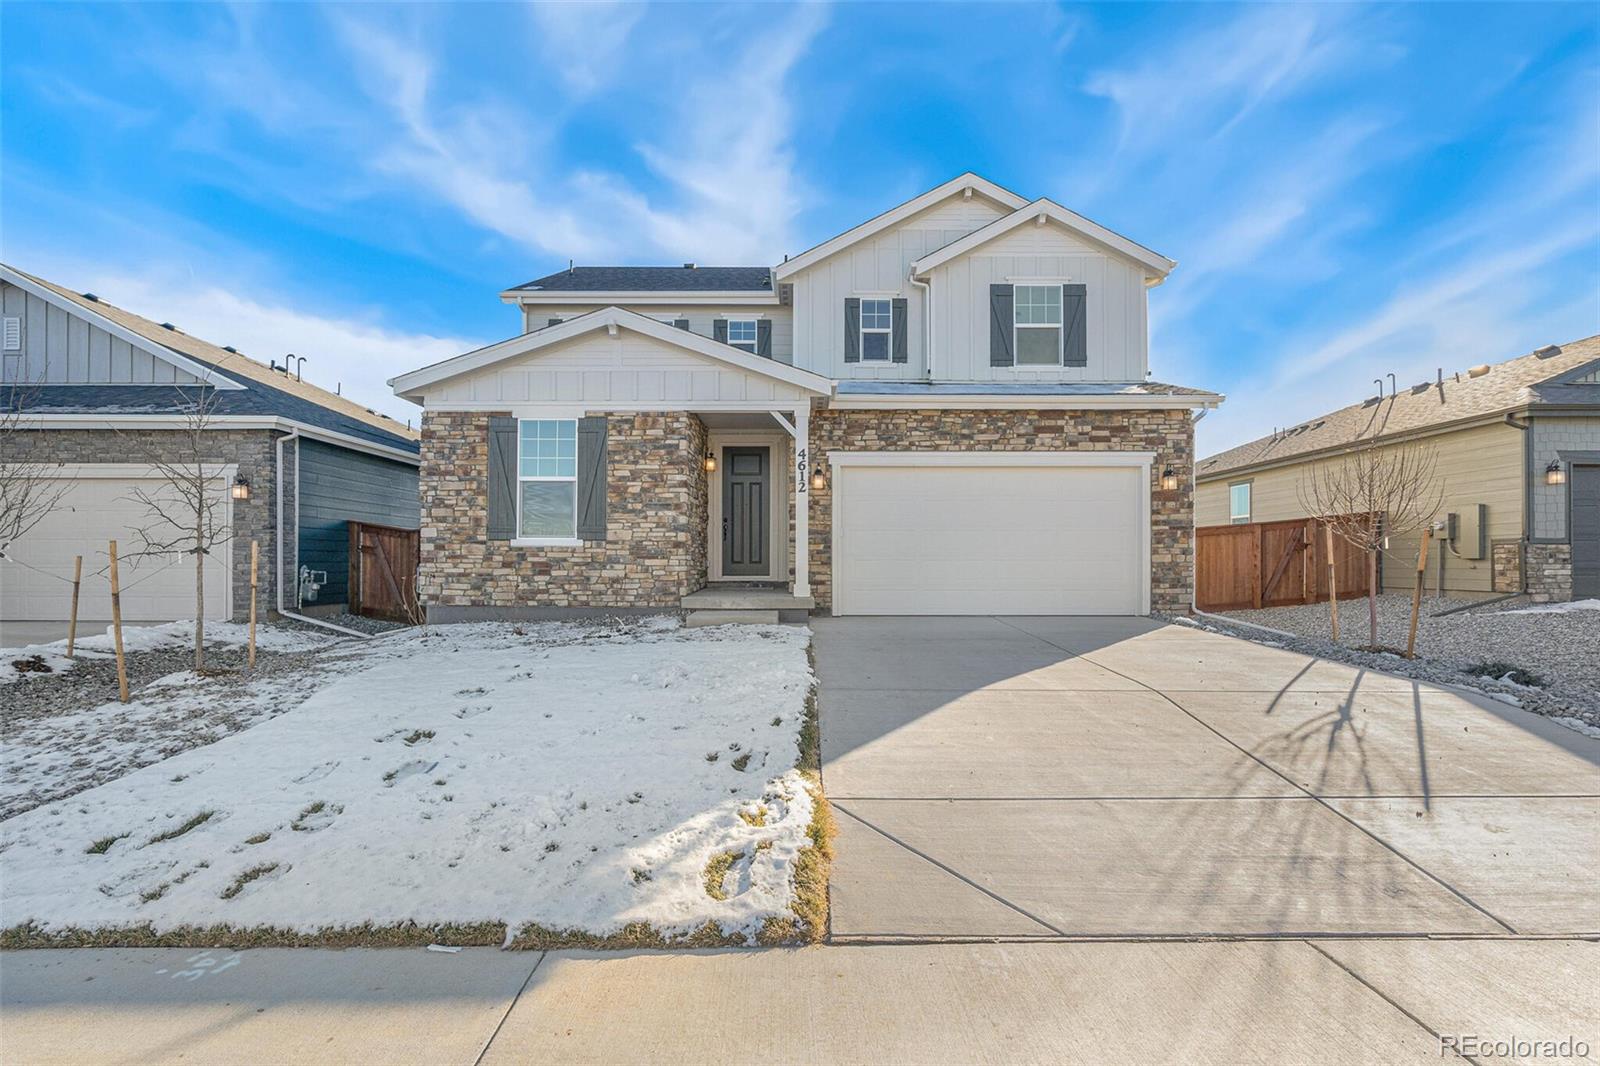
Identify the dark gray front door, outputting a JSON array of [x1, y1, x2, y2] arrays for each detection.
[[722, 446, 769, 577], [1572, 464, 1600, 598]]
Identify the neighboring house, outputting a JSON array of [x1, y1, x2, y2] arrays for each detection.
[[392, 173, 1222, 622], [1196, 336, 1600, 602], [0, 264, 421, 629]]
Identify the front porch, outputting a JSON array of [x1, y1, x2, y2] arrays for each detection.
[[681, 585, 816, 626]]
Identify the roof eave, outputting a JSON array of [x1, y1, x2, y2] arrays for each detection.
[[499, 289, 781, 306]]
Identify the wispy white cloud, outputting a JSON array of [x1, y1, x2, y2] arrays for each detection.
[[527, 1, 645, 96]]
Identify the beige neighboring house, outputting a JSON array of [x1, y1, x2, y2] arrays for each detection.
[[392, 173, 1224, 623], [1196, 336, 1600, 602]]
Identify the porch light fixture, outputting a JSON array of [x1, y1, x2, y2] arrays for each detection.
[[703, 452, 717, 474], [1160, 467, 1180, 491], [1545, 460, 1566, 486], [231, 475, 251, 501], [810, 467, 827, 492]]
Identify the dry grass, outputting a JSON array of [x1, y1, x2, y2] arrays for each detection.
[[702, 850, 744, 901], [85, 834, 128, 855], [147, 810, 214, 845], [220, 863, 279, 900]]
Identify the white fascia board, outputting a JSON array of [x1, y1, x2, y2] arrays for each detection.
[[826, 392, 1222, 411], [389, 306, 833, 399], [0, 265, 247, 390], [773, 173, 1030, 281], [826, 450, 1154, 467], [9, 413, 421, 464], [910, 199, 1176, 280], [500, 290, 780, 306]]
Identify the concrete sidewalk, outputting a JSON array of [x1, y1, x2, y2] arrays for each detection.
[[3, 940, 1594, 1064]]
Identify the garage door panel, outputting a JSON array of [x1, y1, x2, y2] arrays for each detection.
[[836, 462, 1146, 616], [1, 471, 229, 623]]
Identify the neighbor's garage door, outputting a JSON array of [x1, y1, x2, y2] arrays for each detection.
[[0, 466, 230, 623], [832, 460, 1147, 615]]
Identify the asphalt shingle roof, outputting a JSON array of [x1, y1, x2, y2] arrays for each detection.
[[7, 267, 419, 453], [508, 266, 773, 293], [835, 380, 1217, 397], [1197, 335, 1600, 479]]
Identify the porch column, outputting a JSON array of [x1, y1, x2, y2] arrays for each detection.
[[793, 404, 811, 598]]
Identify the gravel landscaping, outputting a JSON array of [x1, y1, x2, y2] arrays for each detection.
[[1185, 594, 1600, 734]]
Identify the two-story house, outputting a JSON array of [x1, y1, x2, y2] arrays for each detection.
[[390, 174, 1223, 623]]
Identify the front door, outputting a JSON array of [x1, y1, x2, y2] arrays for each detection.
[[722, 446, 770, 577], [1573, 464, 1600, 599]]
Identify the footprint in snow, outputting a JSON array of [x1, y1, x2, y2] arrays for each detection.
[[455, 704, 491, 720], [292, 761, 340, 784], [384, 760, 438, 786]]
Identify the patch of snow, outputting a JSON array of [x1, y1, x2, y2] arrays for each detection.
[[1554, 716, 1600, 739], [0, 621, 816, 943], [2, 620, 341, 684], [1499, 598, 1600, 615]]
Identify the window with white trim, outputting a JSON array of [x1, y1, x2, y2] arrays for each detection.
[[860, 299, 891, 361], [1229, 482, 1251, 524], [1013, 285, 1062, 366], [518, 419, 578, 538], [726, 319, 757, 353]]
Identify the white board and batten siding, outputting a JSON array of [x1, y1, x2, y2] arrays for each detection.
[[523, 306, 796, 365], [926, 224, 1150, 383], [423, 329, 812, 407], [0, 281, 206, 386], [787, 193, 1011, 380]]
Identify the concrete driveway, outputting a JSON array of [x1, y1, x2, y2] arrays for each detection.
[[816, 615, 1600, 940]]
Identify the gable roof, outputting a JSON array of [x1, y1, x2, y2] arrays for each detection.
[[1197, 335, 1600, 480], [3, 264, 419, 453], [390, 306, 834, 400], [504, 266, 772, 295], [911, 198, 1176, 281], [772, 173, 1030, 281]]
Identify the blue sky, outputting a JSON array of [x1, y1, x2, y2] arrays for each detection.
[[2, 2, 1596, 452]]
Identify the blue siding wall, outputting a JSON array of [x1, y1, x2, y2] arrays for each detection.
[[296, 439, 420, 606]]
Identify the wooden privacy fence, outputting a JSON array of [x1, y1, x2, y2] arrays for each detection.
[[1196, 514, 1375, 612], [348, 521, 421, 621]]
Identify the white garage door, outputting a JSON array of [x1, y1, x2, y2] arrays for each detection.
[[833, 458, 1148, 616], [0, 466, 230, 624]]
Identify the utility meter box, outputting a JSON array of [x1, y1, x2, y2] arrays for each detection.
[[1446, 504, 1487, 560]]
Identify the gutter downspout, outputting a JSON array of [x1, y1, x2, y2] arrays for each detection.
[[909, 271, 933, 380], [275, 427, 369, 639], [1504, 413, 1532, 597]]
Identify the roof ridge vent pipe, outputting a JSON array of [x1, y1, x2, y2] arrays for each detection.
[[1374, 378, 1384, 399]]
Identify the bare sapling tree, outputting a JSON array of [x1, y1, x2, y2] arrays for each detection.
[[119, 379, 235, 672], [1298, 441, 1444, 650], [0, 385, 71, 561]]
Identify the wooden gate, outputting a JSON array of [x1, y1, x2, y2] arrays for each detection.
[[348, 521, 421, 621], [1196, 515, 1374, 612]]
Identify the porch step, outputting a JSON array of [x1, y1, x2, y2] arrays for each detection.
[[681, 588, 815, 611], [685, 609, 781, 627]]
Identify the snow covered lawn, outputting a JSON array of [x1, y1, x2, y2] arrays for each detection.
[[0, 619, 823, 947], [1, 620, 337, 685]]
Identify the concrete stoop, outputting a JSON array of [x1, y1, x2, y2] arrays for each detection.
[[685, 608, 781, 627], [681, 586, 814, 627]]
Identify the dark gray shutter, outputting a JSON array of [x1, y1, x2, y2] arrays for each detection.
[[713, 319, 728, 344], [989, 285, 1014, 367], [673, 318, 690, 331], [575, 416, 608, 541], [843, 298, 861, 363], [547, 318, 562, 328], [891, 297, 908, 364], [487, 415, 517, 541], [756, 319, 773, 359], [1063, 283, 1087, 367]]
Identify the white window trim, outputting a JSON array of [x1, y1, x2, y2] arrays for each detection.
[[859, 298, 892, 362], [724, 317, 759, 353], [1229, 480, 1252, 524], [516, 417, 579, 541], [1013, 283, 1064, 368]]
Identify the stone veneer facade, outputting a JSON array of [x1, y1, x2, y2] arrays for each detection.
[[1491, 540, 1522, 594], [419, 410, 708, 612], [420, 406, 1196, 616], [804, 407, 1196, 614], [1524, 542, 1572, 602], [3, 427, 283, 620]]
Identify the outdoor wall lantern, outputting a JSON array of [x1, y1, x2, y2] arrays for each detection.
[[810, 467, 827, 492], [231, 475, 251, 500], [703, 452, 717, 474], [1160, 467, 1180, 491], [1545, 460, 1566, 486]]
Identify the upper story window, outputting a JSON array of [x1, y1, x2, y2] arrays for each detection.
[[519, 419, 578, 539], [1229, 482, 1252, 524], [1014, 285, 1063, 366], [726, 319, 758, 353], [860, 299, 892, 361]]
